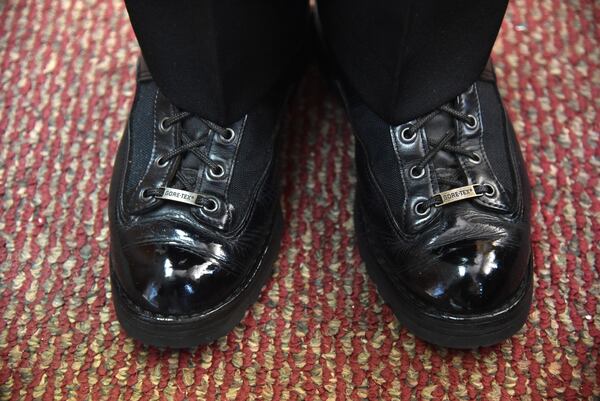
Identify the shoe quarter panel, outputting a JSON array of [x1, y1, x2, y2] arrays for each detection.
[[457, 83, 512, 212], [190, 116, 247, 230], [126, 85, 180, 215], [390, 123, 442, 232]]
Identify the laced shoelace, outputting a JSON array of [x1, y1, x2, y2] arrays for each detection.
[[402, 104, 494, 214], [143, 111, 235, 210]]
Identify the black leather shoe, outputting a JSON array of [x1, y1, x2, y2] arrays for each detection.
[[109, 58, 292, 347], [338, 62, 533, 348]]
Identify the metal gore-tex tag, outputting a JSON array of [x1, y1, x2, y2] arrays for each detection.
[[155, 187, 200, 206], [434, 185, 481, 207]]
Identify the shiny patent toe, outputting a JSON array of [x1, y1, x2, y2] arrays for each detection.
[[115, 242, 243, 316]]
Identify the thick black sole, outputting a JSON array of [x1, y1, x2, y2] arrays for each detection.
[[111, 211, 283, 348], [355, 204, 533, 349]]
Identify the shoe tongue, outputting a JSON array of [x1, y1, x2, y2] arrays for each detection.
[[177, 116, 211, 188], [424, 109, 464, 189]]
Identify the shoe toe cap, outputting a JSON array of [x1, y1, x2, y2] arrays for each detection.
[[408, 237, 530, 315], [114, 242, 242, 316]]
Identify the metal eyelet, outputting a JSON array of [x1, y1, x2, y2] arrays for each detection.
[[202, 197, 219, 213], [219, 128, 235, 143], [139, 188, 153, 202], [465, 114, 479, 130], [159, 117, 172, 134], [414, 201, 430, 216], [400, 126, 416, 142], [208, 164, 225, 179], [410, 165, 426, 179], [483, 183, 496, 197], [469, 152, 482, 164], [155, 155, 169, 168]]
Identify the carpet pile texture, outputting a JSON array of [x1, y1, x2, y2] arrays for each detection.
[[0, 0, 598, 399]]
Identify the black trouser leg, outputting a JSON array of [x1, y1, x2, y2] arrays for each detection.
[[125, 0, 310, 126], [316, 0, 508, 124]]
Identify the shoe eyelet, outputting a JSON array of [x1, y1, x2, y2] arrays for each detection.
[[465, 114, 479, 130], [400, 126, 416, 142], [410, 165, 426, 179], [469, 152, 482, 164], [219, 128, 235, 143], [414, 201, 430, 216], [159, 117, 172, 134], [155, 155, 169, 168], [483, 183, 496, 197], [208, 164, 225, 179], [139, 188, 153, 202], [202, 197, 219, 213]]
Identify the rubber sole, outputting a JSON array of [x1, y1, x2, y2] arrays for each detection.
[[355, 204, 533, 349], [111, 211, 283, 348]]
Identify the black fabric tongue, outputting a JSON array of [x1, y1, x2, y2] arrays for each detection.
[[175, 115, 211, 189], [424, 108, 466, 190]]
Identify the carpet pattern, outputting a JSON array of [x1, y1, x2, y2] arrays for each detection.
[[0, 0, 599, 400]]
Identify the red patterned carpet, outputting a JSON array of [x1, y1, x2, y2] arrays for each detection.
[[0, 0, 599, 400]]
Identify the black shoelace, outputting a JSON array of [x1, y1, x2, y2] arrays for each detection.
[[402, 104, 493, 214], [143, 111, 234, 209]]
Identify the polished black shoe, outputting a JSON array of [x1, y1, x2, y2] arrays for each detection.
[[109, 58, 292, 347], [338, 62, 533, 348]]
